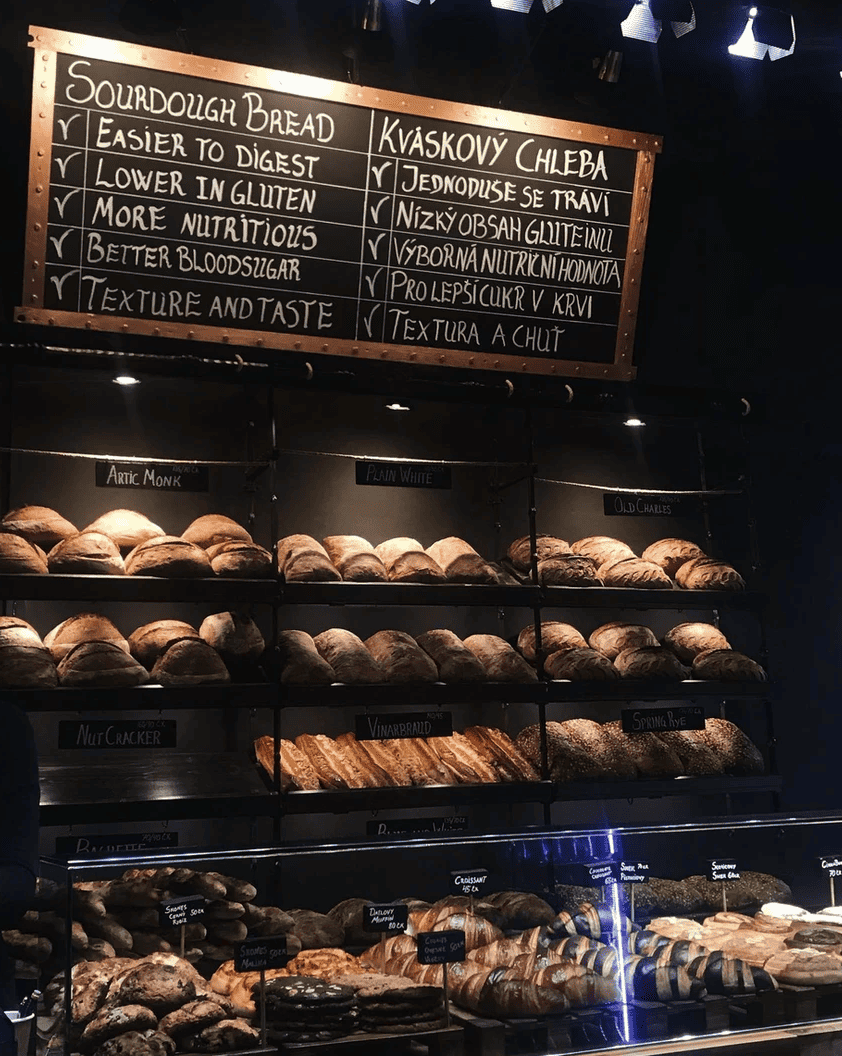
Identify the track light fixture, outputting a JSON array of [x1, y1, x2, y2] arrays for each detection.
[[728, 5, 795, 60], [620, 0, 695, 43], [361, 0, 383, 32], [489, 0, 563, 12]]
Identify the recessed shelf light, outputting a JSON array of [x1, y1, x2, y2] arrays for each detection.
[[113, 375, 141, 386], [386, 402, 411, 411], [624, 416, 645, 427]]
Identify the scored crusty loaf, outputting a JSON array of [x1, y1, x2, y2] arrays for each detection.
[[614, 646, 689, 680], [675, 556, 746, 591], [276, 534, 341, 582], [589, 622, 659, 660], [295, 733, 368, 789], [364, 629, 439, 683], [0, 533, 49, 573], [47, 532, 126, 575], [464, 634, 539, 682], [663, 622, 731, 663], [206, 541, 272, 578], [45, 613, 129, 661], [181, 515, 252, 549], [571, 536, 636, 567], [313, 628, 386, 684], [641, 538, 707, 578], [463, 726, 539, 782], [692, 649, 766, 682], [601, 721, 685, 778], [374, 538, 446, 583], [57, 641, 150, 687], [427, 733, 500, 784], [515, 721, 604, 782], [654, 729, 726, 776], [276, 629, 336, 685], [386, 737, 456, 786], [506, 534, 571, 573], [150, 638, 231, 686], [544, 647, 619, 681], [0, 644, 58, 688], [336, 733, 412, 787], [125, 536, 213, 577], [415, 629, 486, 682], [2, 505, 78, 546], [425, 537, 498, 584], [323, 535, 389, 582], [128, 620, 201, 668], [82, 510, 165, 550], [0, 616, 43, 648], [253, 735, 320, 791], [199, 612, 264, 663], [558, 719, 637, 780], [538, 555, 602, 587], [599, 557, 674, 589], [516, 621, 588, 664], [334, 732, 391, 788]]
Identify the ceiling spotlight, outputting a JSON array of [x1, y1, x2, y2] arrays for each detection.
[[385, 402, 411, 411], [623, 416, 645, 427], [728, 5, 795, 60], [113, 375, 140, 386], [489, 0, 563, 11], [621, 0, 695, 43], [361, 0, 383, 32]]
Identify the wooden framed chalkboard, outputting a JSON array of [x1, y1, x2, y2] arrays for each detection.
[[18, 26, 661, 379]]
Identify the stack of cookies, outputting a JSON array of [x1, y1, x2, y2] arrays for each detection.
[[262, 976, 356, 1043], [334, 973, 447, 1034]]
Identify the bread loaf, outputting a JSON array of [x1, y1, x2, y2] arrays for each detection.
[[253, 735, 320, 791], [544, 647, 620, 680], [599, 557, 673, 589], [588, 622, 659, 660], [463, 634, 539, 682], [45, 613, 129, 661], [129, 621, 201, 669], [335, 732, 396, 788], [364, 629, 439, 683], [675, 556, 746, 591], [125, 537, 213, 577], [199, 612, 264, 663], [181, 515, 252, 549], [614, 646, 689, 680], [151, 639, 231, 686], [641, 538, 707, 578], [692, 649, 766, 682], [427, 733, 500, 784], [515, 722, 604, 782], [294, 734, 367, 789], [313, 628, 385, 683], [323, 535, 388, 582], [558, 719, 637, 780], [335, 733, 411, 787], [0, 533, 49, 573], [385, 737, 456, 785], [601, 722, 685, 778], [571, 536, 636, 567], [276, 534, 341, 582], [0, 616, 43, 648], [538, 555, 602, 587], [2, 505, 78, 546], [463, 726, 539, 782], [206, 541, 272, 578], [655, 730, 726, 776], [0, 644, 59, 687], [57, 641, 150, 687], [425, 537, 498, 584], [415, 629, 486, 682], [517, 621, 587, 664], [506, 534, 570, 572], [698, 717, 764, 774], [47, 532, 126, 575], [374, 538, 446, 582], [663, 622, 731, 663], [82, 510, 165, 550], [276, 629, 336, 685]]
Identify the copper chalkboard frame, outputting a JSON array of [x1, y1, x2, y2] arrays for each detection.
[[18, 25, 662, 380]]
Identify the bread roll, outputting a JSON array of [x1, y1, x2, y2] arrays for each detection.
[[125, 537, 213, 577], [589, 622, 659, 660], [373, 538, 446, 582], [415, 629, 486, 682], [323, 535, 388, 582], [57, 641, 150, 687], [558, 719, 637, 780], [663, 622, 731, 663], [2, 505, 77, 546], [182, 515, 252, 549], [47, 532, 126, 575], [45, 613, 129, 661], [544, 647, 619, 681], [313, 628, 386, 684], [599, 557, 673, 589], [128, 621, 200, 668], [0, 533, 49, 573], [151, 639, 231, 686], [517, 621, 587, 664], [506, 534, 571, 572], [277, 534, 341, 582], [614, 646, 689, 680], [0, 644, 59, 687], [364, 629, 438, 683], [206, 541, 272, 578], [692, 649, 766, 682], [538, 555, 602, 587], [464, 634, 539, 682], [641, 539, 707, 578], [82, 510, 165, 550], [675, 556, 746, 591], [425, 537, 498, 584], [199, 612, 264, 663], [277, 629, 336, 685], [571, 536, 636, 567]]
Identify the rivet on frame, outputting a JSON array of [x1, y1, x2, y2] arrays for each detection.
[[30, 295, 38, 303], [494, 360, 500, 367], [469, 357, 475, 365], [39, 113, 46, 119], [122, 324, 129, 331], [48, 317, 55, 325], [321, 344, 328, 352], [294, 341, 301, 349], [222, 335, 230, 343], [551, 365, 557, 373], [35, 185, 43, 193], [409, 352, 417, 360], [34, 223, 41, 231], [40, 82, 47, 89], [85, 321, 92, 329], [352, 347, 359, 354], [37, 150, 44, 157], [31, 260, 39, 269], [439, 355, 445, 363], [154, 328, 160, 335], [381, 350, 388, 358], [188, 330, 196, 338], [256, 338, 264, 347]]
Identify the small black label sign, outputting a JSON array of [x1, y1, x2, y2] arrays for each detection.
[[355, 711, 453, 741], [356, 460, 451, 490], [584, 861, 620, 885], [159, 895, 205, 927], [366, 816, 469, 837], [235, 935, 289, 972], [451, 869, 489, 896], [59, 719, 177, 750], [417, 930, 466, 965], [818, 856, 842, 879], [56, 831, 178, 857], [96, 461, 210, 492], [362, 903, 409, 932], [708, 859, 740, 883], [603, 493, 695, 517], [621, 707, 706, 734], [620, 861, 650, 884]]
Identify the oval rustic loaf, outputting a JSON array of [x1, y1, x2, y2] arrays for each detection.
[[374, 538, 446, 582], [415, 629, 486, 682], [364, 629, 439, 683], [464, 634, 539, 682], [425, 537, 498, 584], [323, 535, 389, 582]]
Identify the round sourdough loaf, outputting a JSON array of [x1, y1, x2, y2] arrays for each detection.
[[599, 557, 673, 589], [614, 646, 688, 680], [199, 612, 264, 663], [129, 620, 202, 668], [57, 641, 149, 687], [45, 613, 129, 661], [47, 532, 126, 575], [571, 536, 636, 566], [125, 536, 213, 577], [516, 621, 587, 664], [181, 514, 252, 548], [589, 622, 659, 659], [0, 616, 43, 648], [1, 504, 78, 547], [506, 534, 571, 572], [82, 509, 165, 550], [675, 556, 746, 591], [544, 647, 619, 681], [0, 643, 58, 687], [663, 622, 731, 663], [641, 538, 707, 578], [538, 554, 602, 587], [692, 649, 766, 682], [151, 638, 230, 685], [0, 533, 49, 573], [206, 541, 272, 577]]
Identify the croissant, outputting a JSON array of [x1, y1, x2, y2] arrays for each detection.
[[447, 963, 496, 1012], [478, 975, 571, 1016], [467, 938, 529, 967], [578, 945, 621, 977], [687, 951, 777, 995], [551, 935, 607, 962], [428, 912, 503, 951], [510, 950, 580, 976], [560, 972, 620, 1007], [623, 956, 706, 1001], [629, 929, 673, 957], [531, 961, 592, 991]]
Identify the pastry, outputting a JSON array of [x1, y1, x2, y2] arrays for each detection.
[[253, 736, 321, 791], [463, 726, 539, 782]]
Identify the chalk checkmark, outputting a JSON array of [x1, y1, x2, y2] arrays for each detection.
[[369, 195, 390, 224], [54, 188, 81, 219], [57, 114, 82, 141], [49, 269, 78, 301], [49, 229, 72, 259], [54, 152, 81, 179], [363, 304, 380, 337], [370, 161, 393, 189], [364, 268, 384, 297], [366, 232, 386, 260]]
